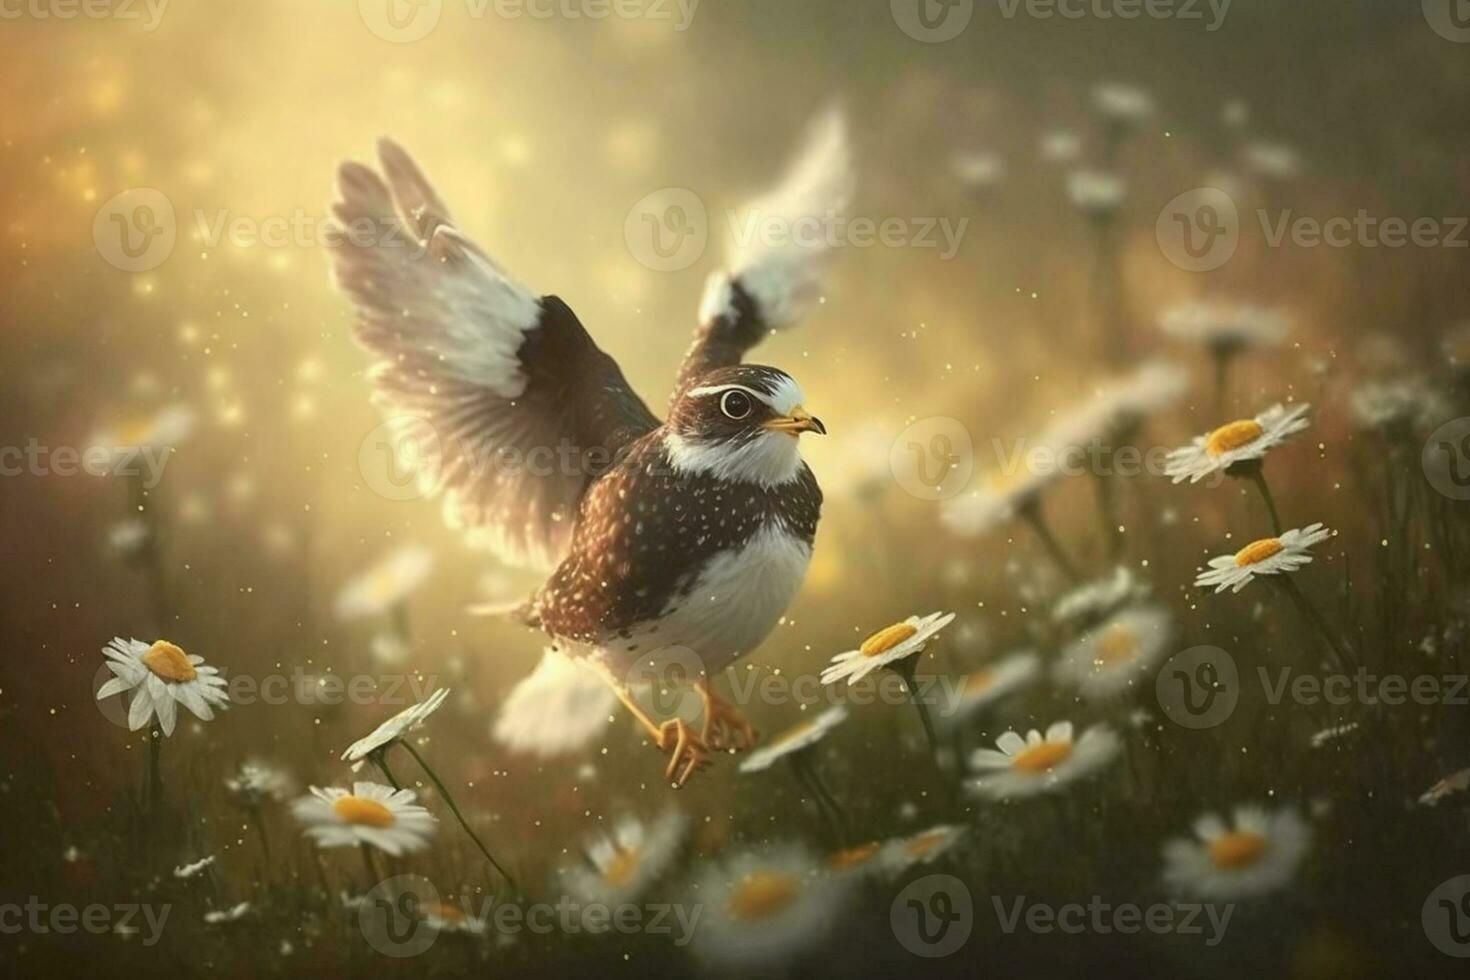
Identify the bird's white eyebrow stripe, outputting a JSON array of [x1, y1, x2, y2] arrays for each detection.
[[686, 383, 766, 399]]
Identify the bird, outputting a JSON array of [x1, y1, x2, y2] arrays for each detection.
[[327, 109, 852, 786]]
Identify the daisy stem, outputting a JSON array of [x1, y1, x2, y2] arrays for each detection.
[[1091, 470, 1122, 560], [146, 723, 163, 818], [359, 844, 382, 891], [1019, 502, 1081, 584], [1248, 468, 1284, 537], [1279, 577, 1356, 674], [892, 658, 940, 760], [371, 749, 403, 791], [788, 753, 847, 847], [399, 740, 518, 896], [248, 804, 272, 863]]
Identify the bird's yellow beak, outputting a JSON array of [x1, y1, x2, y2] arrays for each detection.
[[763, 405, 827, 436]]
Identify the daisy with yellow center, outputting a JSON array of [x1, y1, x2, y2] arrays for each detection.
[[1194, 524, 1332, 594], [291, 782, 436, 856], [562, 809, 687, 906], [967, 721, 1121, 801], [739, 706, 848, 773], [740, 707, 851, 844], [86, 403, 197, 473], [341, 687, 451, 773], [333, 545, 434, 621], [1164, 403, 1310, 486], [1053, 605, 1173, 700], [689, 845, 851, 969], [1161, 806, 1310, 900], [821, 613, 955, 687], [939, 651, 1040, 729], [885, 825, 966, 873], [96, 637, 230, 737]]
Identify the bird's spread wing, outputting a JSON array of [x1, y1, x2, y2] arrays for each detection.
[[674, 109, 855, 394], [329, 140, 660, 570]]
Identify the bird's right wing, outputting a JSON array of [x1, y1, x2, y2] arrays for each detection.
[[673, 109, 855, 394], [329, 140, 660, 571]]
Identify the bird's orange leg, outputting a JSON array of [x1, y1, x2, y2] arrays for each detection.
[[608, 683, 710, 788], [697, 680, 758, 752]]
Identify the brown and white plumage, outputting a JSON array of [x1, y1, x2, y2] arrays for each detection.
[[328, 110, 853, 769]]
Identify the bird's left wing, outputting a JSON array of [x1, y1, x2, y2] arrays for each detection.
[[674, 109, 855, 394], [329, 140, 659, 571]]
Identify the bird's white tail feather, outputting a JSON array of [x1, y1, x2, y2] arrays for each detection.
[[492, 649, 616, 757]]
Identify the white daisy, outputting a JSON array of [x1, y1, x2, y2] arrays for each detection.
[[1350, 378, 1450, 437], [422, 903, 488, 936], [739, 707, 849, 773], [938, 652, 1040, 728], [951, 151, 1007, 190], [341, 688, 451, 770], [87, 403, 197, 471], [1159, 302, 1288, 355], [204, 902, 251, 925], [880, 825, 966, 874], [1194, 524, 1333, 594], [821, 613, 956, 686], [1066, 169, 1127, 219], [561, 809, 688, 906], [1418, 769, 1470, 807], [334, 546, 434, 620], [1053, 605, 1174, 700], [96, 638, 230, 737], [941, 456, 1064, 537], [1093, 83, 1155, 124], [1039, 128, 1081, 163], [1242, 141, 1301, 179], [1162, 806, 1310, 900], [1164, 403, 1311, 484], [173, 856, 216, 879], [967, 721, 1121, 801], [688, 844, 851, 970], [291, 782, 437, 856], [1052, 567, 1149, 625], [225, 760, 293, 806], [1308, 722, 1360, 749]]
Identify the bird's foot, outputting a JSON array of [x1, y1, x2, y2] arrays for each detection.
[[698, 685, 757, 752], [656, 718, 710, 788]]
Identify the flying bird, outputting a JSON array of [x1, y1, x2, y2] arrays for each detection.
[[328, 111, 852, 786]]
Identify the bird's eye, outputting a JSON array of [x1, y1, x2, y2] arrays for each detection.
[[719, 390, 753, 420]]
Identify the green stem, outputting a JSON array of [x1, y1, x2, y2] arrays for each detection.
[[359, 844, 382, 892], [892, 658, 940, 758], [372, 749, 403, 791], [1248, 468, 1284, 537], [1279, 577, 1355, 674], [147, 723, 163, 818], [1019, 500, 1081, 583], [400, 741, 518, 895], [788, 753, 846, 847]]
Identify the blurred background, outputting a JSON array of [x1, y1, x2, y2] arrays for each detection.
[[3, 0, 1470, 975]]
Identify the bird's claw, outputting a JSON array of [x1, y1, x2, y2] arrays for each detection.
[[699, 690, 758, 752], [657, 718, 709, 788]]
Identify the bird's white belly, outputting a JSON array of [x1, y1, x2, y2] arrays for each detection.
[[596, 523, 812, 676]]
